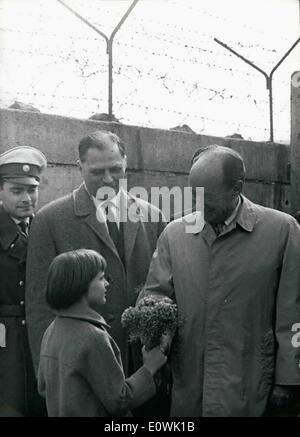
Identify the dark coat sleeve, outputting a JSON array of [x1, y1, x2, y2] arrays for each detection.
[[26, 211, 56, 373]]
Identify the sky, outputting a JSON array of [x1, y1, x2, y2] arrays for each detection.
[[0, 0, 299, 143]]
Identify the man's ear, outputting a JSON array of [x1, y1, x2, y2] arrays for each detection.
[[233, 179, 243, 196]]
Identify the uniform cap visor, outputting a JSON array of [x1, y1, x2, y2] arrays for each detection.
[[3, 176, 40, 186]]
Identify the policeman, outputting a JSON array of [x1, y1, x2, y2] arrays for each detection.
[[0, 146, 47, 416]]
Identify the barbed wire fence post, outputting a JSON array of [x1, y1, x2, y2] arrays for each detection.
[[214, 37, 300, 142], [56, 0, 139, 120], [291, 71, 300, 214]]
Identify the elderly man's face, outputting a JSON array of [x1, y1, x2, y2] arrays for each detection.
[[189, 158, 238, 225], [79, 141, 126, 198]]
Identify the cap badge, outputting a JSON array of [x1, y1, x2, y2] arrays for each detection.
[[22, 164, 30, 173]]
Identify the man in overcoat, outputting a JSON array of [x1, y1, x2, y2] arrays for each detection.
[[0, 146, 47, 416], [143, 145, 300, 417], [25, 131, 167, 414]]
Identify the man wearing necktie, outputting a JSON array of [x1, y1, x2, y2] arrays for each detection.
[[0, 146, 47, 417], [26, 130, 167, 415]]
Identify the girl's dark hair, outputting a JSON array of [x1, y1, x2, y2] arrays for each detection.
[[46, 249, 107, 310]]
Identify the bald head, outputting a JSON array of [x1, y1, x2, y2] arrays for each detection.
[[189, 145, 245, 225], [191, 145, 245, 188]]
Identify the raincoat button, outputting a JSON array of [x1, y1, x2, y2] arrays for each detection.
[[21, 320, 26, 326], [19, 280, 24, 286]]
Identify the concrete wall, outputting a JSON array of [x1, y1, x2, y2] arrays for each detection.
[[0, 108, 291, 217]]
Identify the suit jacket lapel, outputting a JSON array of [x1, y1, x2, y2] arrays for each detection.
[[73, 184, 119, 257]]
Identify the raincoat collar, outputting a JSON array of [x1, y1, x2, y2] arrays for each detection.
[[189, 194, 257, 235], [235, 194, 257, 232], [56, 301, 110, 330]]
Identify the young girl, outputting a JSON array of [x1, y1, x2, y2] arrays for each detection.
[[37, 249, 166, 417]]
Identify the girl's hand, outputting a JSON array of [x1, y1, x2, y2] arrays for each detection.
[[142, 345, 167, 375]]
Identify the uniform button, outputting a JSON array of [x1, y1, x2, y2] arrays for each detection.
[[19, 281, 24, 286], [20, 300, 25, 306], [21, 320, 26, 326], [10, 243, 15, 248]]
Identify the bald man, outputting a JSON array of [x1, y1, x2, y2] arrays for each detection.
[[142, 145, 300, 417]]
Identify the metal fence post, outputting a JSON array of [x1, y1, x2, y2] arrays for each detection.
[[56, 0, 139, 119], [290, 71, 300, 214], [214, 37, 300, 142]]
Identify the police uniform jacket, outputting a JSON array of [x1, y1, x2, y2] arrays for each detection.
[[0, 205, 41, 416]]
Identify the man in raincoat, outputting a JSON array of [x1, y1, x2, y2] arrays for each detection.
[[143, 145, 300, 417]]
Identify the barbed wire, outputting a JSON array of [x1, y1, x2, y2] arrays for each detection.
[[0, 93, 289, 138], [0, 27, 292, 84], [0, 23, 283, 58], [112, 63, 270, 103], [130, 4, 294, 45], [0, 89, 106, 102], [0, 59, 276, 108], [183, 3, 292, 42], [0, 45, 264, 81], [114, 99, 271, 131], [0, 0, 295, 143]]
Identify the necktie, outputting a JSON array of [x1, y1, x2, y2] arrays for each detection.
[[105, 205, 119, 248], [18, 221, 28, 235], [105, 204, 125, 265]]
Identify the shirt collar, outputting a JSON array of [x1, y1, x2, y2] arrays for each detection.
[[224, 196, 242, 227], [10, 216, 30, 226]]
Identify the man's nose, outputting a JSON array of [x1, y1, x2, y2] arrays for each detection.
[[21, 191, 32, 202], [102, 169, 114, 183]]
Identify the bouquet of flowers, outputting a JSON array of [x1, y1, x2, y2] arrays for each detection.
[[121, 294, 179, 351]]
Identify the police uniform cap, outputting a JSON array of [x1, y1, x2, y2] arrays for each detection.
[[0, 146, 47, 186]]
